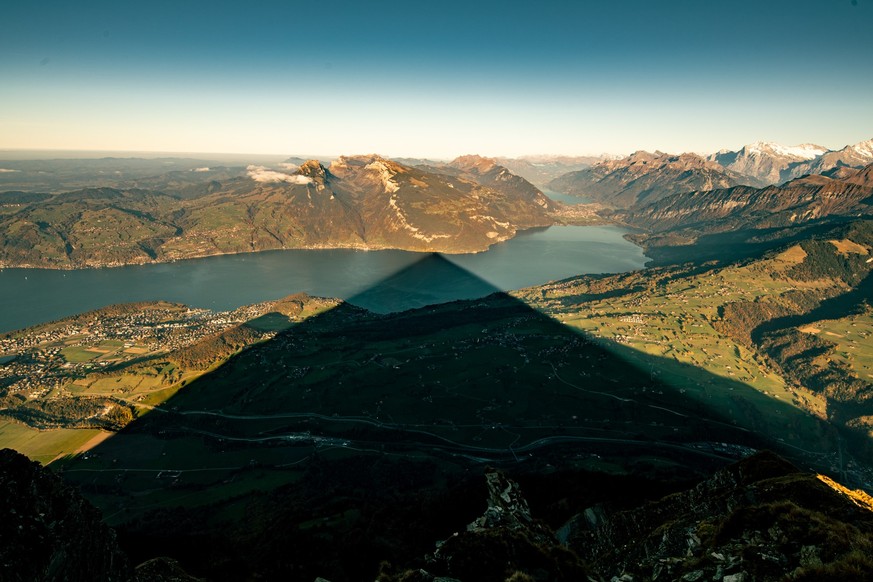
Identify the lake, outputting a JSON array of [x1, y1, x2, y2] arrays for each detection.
[[0, 225, 646, 333], [542, 188, 591, 205]]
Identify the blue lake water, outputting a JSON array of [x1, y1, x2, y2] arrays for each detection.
[[0, 225, 646, 333], [542, 188, 591, 205]]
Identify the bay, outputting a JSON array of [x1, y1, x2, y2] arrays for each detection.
[[0, 225, 645, 333]]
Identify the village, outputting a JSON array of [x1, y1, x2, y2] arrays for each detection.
[[0, 301, 273, 398]]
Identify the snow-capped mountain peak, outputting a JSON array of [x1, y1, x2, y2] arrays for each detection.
[[847, 138, 873, 158], [744, 141, 827, 160]]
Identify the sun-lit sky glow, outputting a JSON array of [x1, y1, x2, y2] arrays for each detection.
[[2, 0, 872, 158]]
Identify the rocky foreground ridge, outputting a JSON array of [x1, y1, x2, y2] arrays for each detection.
[[4, 446, 873, 581], [0, 448, 199, 582], [380, 452, 873, 582]]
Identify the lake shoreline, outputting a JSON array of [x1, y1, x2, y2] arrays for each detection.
[[0, 219, 613, 271], [1, 225, 648, 334]]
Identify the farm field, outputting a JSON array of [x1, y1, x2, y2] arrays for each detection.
[[0, 421, 105, 464]]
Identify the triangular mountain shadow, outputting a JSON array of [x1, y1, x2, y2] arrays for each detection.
[[346, 252, 502, 313], [51, 258, 849, 581]]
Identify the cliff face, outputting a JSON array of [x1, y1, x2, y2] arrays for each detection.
[[0, 448, 131, 582]]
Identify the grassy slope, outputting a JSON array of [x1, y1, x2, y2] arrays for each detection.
[[516, 222, 873, 467]]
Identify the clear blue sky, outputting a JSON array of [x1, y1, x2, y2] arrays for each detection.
[[2, 0, 871, 158]]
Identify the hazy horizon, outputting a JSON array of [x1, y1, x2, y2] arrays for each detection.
[[3, 0, 872, 158], [1, 135, 871, 164]]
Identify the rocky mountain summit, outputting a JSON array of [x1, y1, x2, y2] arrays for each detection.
[[789, 139, 873, 181], [548, 151, 754, 208], [441, 155, 555, 212], [708, 141, 828, 185], [382, 468, 586, 582], [709, 139, 873, 185]]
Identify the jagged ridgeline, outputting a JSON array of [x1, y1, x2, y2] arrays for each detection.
[[381, 453, 873, 581], [620, 163, 873, 263], [547, 151, 759, 208], [546, 138, 873, 209], [709, 139, 873, 185]]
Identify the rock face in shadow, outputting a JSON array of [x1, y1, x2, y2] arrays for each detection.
[[567, 451, 873, 581], [0, 448, 202, 582], [465, 470, 553, 540], [133, 557, 203, 582], [5, 443, 873, 581], [382, 453, 873, 582], [423, 468, 588, 582], [0, 447, 131, 582]]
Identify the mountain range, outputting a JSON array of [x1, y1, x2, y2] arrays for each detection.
[[708, 139, 873, 185], [0, 155, 585, 268], [619, 163, 873, 256], [547, 150, 757, 208], [5, 138, 871, 270], [546, 139, 873, 211], [708, 141, 828, 185]]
